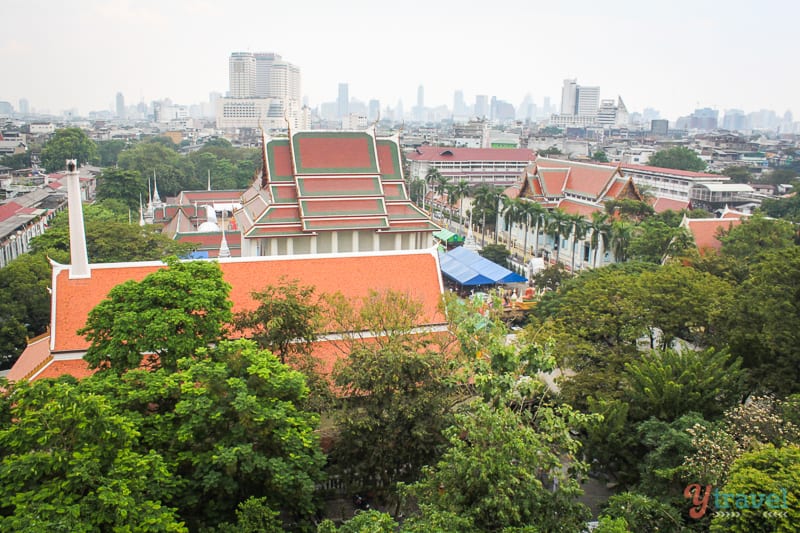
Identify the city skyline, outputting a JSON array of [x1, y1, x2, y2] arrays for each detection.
[[2, 0, 798, 121]]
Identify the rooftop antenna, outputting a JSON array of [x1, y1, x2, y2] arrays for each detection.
[[207, 169, 211, 191]]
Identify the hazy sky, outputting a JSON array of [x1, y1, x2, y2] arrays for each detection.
[[3, 0, 797, 121]]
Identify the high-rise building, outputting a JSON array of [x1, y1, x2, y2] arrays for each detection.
[[560, 79, 577, 115], [575, 86, 600, 117], [475, 95, 489, 118], [18, 98, 30, 115], [116, 92, 125, 119], [221, 52, 302, 130], [254, 52, 301, 105], [417, 85, 424, 108], [229, 52, 257, 98], [337, 83, 349, 118]]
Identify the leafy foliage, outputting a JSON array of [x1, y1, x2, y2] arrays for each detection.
[[80, 340, 326, 530], [648, 147, 706, 172], [479, 243, 511, 267], [40, 127, 98, 171], [329, 290, 455, 501], [80, 257, 232, 373], [0, 380, 186, 532], [710, 445, 800, 533], [405, 401, 592, 532]]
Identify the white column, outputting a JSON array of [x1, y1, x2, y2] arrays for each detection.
[[353, 231, 359, 251], [332, 231, 338, 253], [395, 233, 402, 250], [66, 160, 90, 279], [373, 232, 380, 251], [310, 235, 317, 254], [270, 238, 278, 256], [287, 237, 294, 255]]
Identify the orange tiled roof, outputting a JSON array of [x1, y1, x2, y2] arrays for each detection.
[[7, 334, 52, 381], [558, 199, 601, 217], [49, 250, 445, 355], [685, 218, 743, 252], [651, 197, 690, 213]]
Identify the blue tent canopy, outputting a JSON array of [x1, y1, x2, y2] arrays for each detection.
[[439, 246, 527, 286]]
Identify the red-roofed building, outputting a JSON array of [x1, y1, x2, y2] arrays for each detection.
[[681, 210, 748, 254], [406, 146, 536, 187], [501, 158, 644, 270], [235, 130, 438, 256], [10, 249, 446, 381], [9, 130, 448, 382]]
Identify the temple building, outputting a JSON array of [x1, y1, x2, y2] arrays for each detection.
[[9, 130, 445, 382], [504, 157, 644, 216], [235, 129, 438, 256]]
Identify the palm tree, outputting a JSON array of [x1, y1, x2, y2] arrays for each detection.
[[501, 196, 521, 249], [545, 208, 570, 264], [568, 214, 590, 272], [471, 184, 498, 247], [433, 173, 448, 217], [528, 202, 547, 258], [610, 219, 634, 263], [444, 184, 460, 230], [589, 211, 611, 268], [516, 200, 541, 264], [453, 179, 471, 230], [424, 167, 441, 212]]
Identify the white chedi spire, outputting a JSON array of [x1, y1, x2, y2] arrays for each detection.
[[138, 194, 145, 226], [152, 170, 162, 204], [66, 159, 90, 279], [218, 210, 231, 258]]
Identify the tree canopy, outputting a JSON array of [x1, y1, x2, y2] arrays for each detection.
[[40, 128, 98, 172], [648, 146, 706, 172], [80, 257, 232, 373]]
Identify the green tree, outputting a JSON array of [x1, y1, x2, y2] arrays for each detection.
[[592, 150, 610, 163], [0, 252, 52, 366], [328, 290, 455, 506], [0, 380, 185, 532], [479, 243, 511, 268], [544, 208, 570, 263], [96, 139, 127, 167], [760, 168, 799, 185], [81, 339, 326, 530], [609, 219, 635, 262], [79, 257, 233, 373], [722, 165, 752, 184], [233, 278, 320, 364], [117, 140, 188, 197], [95, 168, 147, 210], [724, 247, 800, 394], [40, 127, 99, 171], [761, 190, 800, 222], [601, 492, 683, 532], [317, 510, 398, 533], [30, 202, 195, 263], [589, 211, 612, 268], [406, 401, 592, 532], [711, 445, 800, 533], [623, 348, 744, 422], [648, 146, 706, 172], [471, 184, 501, 246]]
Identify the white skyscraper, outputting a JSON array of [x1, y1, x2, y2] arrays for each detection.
[[575, 85, 600, 117], [229, 52, 256, 98], [560, 79, 577, 115]]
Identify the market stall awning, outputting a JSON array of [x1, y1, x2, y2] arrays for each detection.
[[439, 246, 526, 286]]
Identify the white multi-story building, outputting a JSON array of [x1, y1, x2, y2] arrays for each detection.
[[575, 86, 600, 117], [229, 52, 256, 98], [561, 79, 577, 115], [406, 146, 536, 186], [220, 52, 302, 130]]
